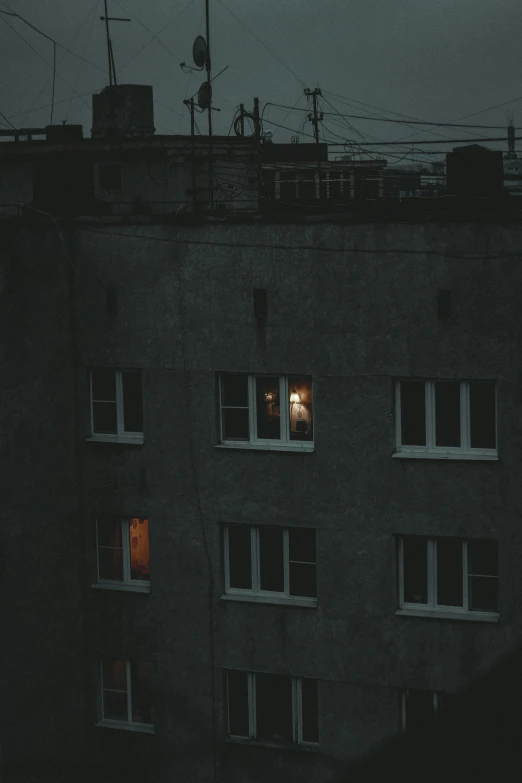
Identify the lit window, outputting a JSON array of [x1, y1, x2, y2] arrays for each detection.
[[95, 516, 150, 591], [219, 374, 313, 449], [224, 525, 316, 602], [398, 536, 498, 617], [90, 369, 143, 441], [225, 670, 318, 746], [395, 380, 497, 458], [100, 658, 154, 730]]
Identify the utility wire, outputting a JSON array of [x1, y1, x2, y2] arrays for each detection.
[[215, 0, 306, 87], [114, 0, 181, 64]]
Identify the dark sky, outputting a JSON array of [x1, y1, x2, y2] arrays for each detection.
[[0, 0, 520, 160]]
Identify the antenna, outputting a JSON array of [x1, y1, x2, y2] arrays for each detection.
[[100, 0, 130, 87]]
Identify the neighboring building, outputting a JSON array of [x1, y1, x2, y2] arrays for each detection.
[[2, 86, 522, 783]]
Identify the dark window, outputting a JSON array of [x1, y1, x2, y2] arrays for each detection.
[[437, 289, 452, 320], [468, 539, 498, 612], [403, 690, 436, 730], [259, 527, 284, 592], [91, 369, 117, 433], [469, 382, 496, 449], [256, 377, 281, 439], [402, 537, 428, 604], [400, 381, 426, 445], [436, 538, 463, 606], [228, 526, 252, 590], [301, 679, 319, 743], [122, 371, 143, 432], [221, 375, 249, 440], [435, 381, 461, 447], [289, 528, 316, 598], [99, 163, 122, 191], [102, 659, 128, 721], [97, 517, 123, 581], [253, 288, 268, 318], [227, 671, 249, 737], [131, 661, 154, 724], [256, 673, 293, 743]]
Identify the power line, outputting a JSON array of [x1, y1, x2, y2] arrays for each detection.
[[215, 0, 306, 87], [114, 0, 181, 65]]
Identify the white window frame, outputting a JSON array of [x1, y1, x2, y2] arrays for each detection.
[[394, 379, 497, 460], [398, 537, 499, 620], [89, 369, 144, 444], [400, 690, 441, 732], [223, 525, 317, 607], [225, 671, 318, 747], [218, 373, 314, 452], [98, 659, 154, 733], [93, 516, 151, 594]]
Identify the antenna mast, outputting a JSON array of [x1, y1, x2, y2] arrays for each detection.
[[100, 0, 130, 87], [205, 0, 214, 209]]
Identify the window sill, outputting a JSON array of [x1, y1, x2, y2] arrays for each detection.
[[87, 435, 144, 445], [216, 443, 314, 453], [396, 608, 499, 623], [221, 592, 317, 608], [96, 720, 155, 734], [393, 450, 498, 462], [91, 582, 151, 594], [225, 737, 318, 753]]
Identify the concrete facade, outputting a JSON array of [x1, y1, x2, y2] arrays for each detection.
[[3, 212, 522, 781]]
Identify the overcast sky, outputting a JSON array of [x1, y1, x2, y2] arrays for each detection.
[[0, 0, 520, 160]]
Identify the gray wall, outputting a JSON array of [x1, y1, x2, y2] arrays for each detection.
[[70, 219, 522, 781]]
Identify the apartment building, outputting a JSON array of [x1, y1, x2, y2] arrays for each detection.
[[1, 85, 522, 783]]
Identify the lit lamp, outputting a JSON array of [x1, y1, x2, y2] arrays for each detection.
[[290, 389, 308, 434]]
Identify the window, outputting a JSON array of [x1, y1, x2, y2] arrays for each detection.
[[401, 690, 442, 731], [219, 374, 313, 449], [99, 658, 154, 731], [90, 369, 143, 441], [395, 380, 497, 458], [224, 525, 316, 603], [225, 670, 318, 746], [95, 516, 150, 592], [398, 536, 498, 617]]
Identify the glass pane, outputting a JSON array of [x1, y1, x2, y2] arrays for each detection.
[[468, 539, 498, 576], [400, 381, 426, 446], [222, 408, 249, 440], [255, 674, 293, 743], [98, 547, 124, 581], [228, 526, 252, 590], [97, 516, 122, 548], [103, 690, 128, 722], [469, 382, 496, 449], [227, 670, 249, 737], [301, 679, 319, 743], [103, 659, 127, 691], [122, 372, 143, 432], [128, 518, 150, 581], [404, 690, 435, 730], [435, 382, 461, 447], [256, 377, 281, 440], [288, 376, 313, 442], [289, 563, 316, 598], [436, 538, 463, 606], [91, 369, 116, 401], [259, 527, 284, 592], [221, 374, 249, 407], [93, 401, 117, 434], [131, 661, 154, 724], [469, 576, 498, 612], [289, 528, 316, 563], [402, 537, 428, 604]]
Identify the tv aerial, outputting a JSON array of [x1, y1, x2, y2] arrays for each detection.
[[197, 81, 211, 110]]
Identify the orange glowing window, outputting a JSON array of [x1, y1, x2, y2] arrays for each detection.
[[96, 516, 150, 586]]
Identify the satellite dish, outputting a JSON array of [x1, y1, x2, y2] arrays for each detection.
[[198, 81, 211, 110], [192, 36, 207, 68]]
